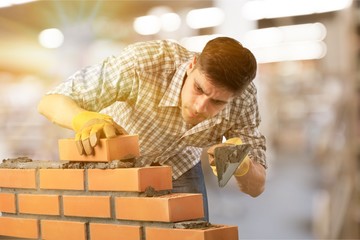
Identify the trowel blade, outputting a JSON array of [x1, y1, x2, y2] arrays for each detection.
[[214, 144, 251, 188]]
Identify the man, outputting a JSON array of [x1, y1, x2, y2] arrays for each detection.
[[38, 37, 267, 221]]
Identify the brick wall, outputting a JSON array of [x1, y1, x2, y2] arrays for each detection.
[[0, 136, 239, 240]]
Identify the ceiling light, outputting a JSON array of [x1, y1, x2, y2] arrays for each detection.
[[180, 34, 224, 52], [186, 7, 225, 29], [38, 28, 64, 49], [161, 13, 181, 32], [133, 15, 161, 35], [242, 0, 352, 20], [0, 3, 11, 7], [0, 0, 36, 8], [243, 23, 327, 63], [251, 41, 327, 63], [243, 23, 327, 48]]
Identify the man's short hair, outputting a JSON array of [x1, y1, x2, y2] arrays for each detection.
[[196, 37, 257, 94]]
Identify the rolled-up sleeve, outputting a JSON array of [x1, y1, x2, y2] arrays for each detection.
[[47, 48, 137, 112], [224, 84, 267, 168]]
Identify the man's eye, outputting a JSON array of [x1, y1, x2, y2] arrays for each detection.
[[194, 85, 202, 93], [212, 99, 226, 106], [213, 101, 224, 106]]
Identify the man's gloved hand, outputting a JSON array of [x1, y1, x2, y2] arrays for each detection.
[[72, 111, 128, 155], [207, 137, 251, 177]]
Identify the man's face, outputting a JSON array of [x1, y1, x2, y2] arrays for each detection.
[[180, 58, 234, 125]]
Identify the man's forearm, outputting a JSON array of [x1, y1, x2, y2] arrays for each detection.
[[37, 94, 85, 130], [235, 160, 266, 197]]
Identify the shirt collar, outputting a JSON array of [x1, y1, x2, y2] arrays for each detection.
[[219, 103, 231, 121], [158, 61, 189, 108]]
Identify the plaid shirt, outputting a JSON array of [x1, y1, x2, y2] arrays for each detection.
[[48, 40, 266, 179]]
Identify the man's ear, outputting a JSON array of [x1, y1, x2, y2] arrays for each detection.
[[193, 55, 197, 65], [187, 56, 197, 73]]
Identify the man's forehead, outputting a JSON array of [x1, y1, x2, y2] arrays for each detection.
[[194, 75, 234, 102]]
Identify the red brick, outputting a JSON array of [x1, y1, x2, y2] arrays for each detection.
[[88, 166, 172, 192], [115, 193, 204, 222], [63, 195, 111, 218], [41, 220, 86, 240], [39, 169, 84, 190], [18, 194, 59, 216], [0, 217, 38, 239], [146, 225, 239, 240], [58, 135, 140, 162], [0, 193, 16, 213], [0, 169, 36, 189], [89, 223, 141, 240]]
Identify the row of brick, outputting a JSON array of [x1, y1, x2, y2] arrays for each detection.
[[0, 148, 239, 240], [0, 166, 172, 191], [0, 192, 204, 222], [0, 216, 238, 240]]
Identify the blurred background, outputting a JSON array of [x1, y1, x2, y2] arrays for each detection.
[[0, 0, 358, 239]]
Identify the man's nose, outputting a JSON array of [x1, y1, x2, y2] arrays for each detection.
[[194, 96, 208, 114]]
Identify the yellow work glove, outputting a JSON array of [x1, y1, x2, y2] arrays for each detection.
[[207, 137, 251, 177], [72, 111, 128, 155]]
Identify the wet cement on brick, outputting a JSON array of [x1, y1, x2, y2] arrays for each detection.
[[174, 220, 212, 229], [140, 186, 171, 197], [62, 159, 135, 169], [0, 156, 63, 169], [0, 157, 135, 169]]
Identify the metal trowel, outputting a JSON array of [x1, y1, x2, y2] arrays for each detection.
[[214, 144, 251, 187]]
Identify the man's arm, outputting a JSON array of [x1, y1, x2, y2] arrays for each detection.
[[38, 94, 127, 155], [234, 159, 266, 197], [223, 83, 266, 197], [37, 94, 85, 129]]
